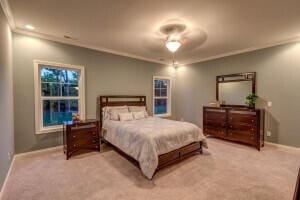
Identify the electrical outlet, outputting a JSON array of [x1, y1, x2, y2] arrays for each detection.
[[267, 101, 272, 107], [266, 131, 271, 137]]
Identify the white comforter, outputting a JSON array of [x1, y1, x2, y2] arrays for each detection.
[[102, 117, 207, 179]]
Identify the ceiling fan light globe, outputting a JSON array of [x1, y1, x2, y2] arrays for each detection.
[[166, 41, 181, 52]]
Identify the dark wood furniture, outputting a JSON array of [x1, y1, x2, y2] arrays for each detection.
[[203, 106, 264, 150], [63, 119, 100, 159], [97, 95, 203, 176], [294, 168, 300, 200], [217, 72, 256, 107]]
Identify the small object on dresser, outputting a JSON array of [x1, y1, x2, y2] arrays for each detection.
[[63, 119, 100, 160], [209, 102, 217, 107]]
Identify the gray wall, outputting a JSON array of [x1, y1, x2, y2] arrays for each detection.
[[13, 33, 175, 153], [175, 42, 300, 147], [12, 31, 300, 154], [0, 7, 14, 189]]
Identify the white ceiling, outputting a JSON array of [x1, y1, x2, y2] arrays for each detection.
[[6, 0, 300, 65]]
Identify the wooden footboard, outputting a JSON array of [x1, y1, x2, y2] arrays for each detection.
[[157, 141, 203, 170], [103, 139, 203, 174]]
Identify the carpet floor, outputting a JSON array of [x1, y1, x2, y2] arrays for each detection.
[[2, 138, 300, 200]]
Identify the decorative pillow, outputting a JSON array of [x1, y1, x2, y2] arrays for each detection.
[[119, 112, 133, 121], [128, 106, 149, 117], [132, 111, 146, 120], [109, 108, 129, 121], [102, 106, 129, 121]]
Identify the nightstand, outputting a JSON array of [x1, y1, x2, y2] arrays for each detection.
[[63, 119, 100, 159]]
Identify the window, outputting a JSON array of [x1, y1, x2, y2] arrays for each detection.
[[34, 60, 85, 134], [153, 76, 171, 117]]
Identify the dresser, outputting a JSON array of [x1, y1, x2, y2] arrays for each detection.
[[63, 119, 100, 159], [203, 106, 264, 150]]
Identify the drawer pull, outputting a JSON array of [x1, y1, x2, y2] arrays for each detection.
[[73, 135, 76, 138], [92, 132, 96, 135], [251, 120, 254, 122], [251, 128, 254, 131], [230, 125, 232, 128], [250, 136, 254, 140]]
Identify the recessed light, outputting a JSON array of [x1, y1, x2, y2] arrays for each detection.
[[25, 25, 35, 30]]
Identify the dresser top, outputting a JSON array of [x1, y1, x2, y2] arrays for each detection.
[[203, 106, 263, 112]]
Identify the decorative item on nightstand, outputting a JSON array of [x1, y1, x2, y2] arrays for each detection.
[[63, 119, 100, 159], [72, 113, 80, 122]]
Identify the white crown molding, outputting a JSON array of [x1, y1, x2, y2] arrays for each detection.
[[0, 0, 15, 29], [13, 28, 167, 65], [185, 36, 300, 65]]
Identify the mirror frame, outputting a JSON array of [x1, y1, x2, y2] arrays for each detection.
[[216, 72, 256, 107]]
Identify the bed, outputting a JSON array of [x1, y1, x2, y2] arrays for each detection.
[[97, 95, 207, 179]]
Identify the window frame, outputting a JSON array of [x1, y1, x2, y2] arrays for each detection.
[[153, 76, 171, 117], [34, 60, 85, 134]]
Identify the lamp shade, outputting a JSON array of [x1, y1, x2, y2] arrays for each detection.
[[166, 40, 181, 52]]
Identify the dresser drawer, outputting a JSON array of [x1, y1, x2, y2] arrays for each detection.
[[228, 114, 257, 124], [228, 124, 257, 132], [204, 120, 226, 128], [227, 130, 256, 145], [204, 127, 226, 138], [205, 112, 226, 121]]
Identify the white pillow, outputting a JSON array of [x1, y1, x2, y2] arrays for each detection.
[[119, 112, 133, 121], [132, 111, 145, 120], [102, 106, 129, 121], [128, 106, 149, 117], [109, 108, 129, 121]]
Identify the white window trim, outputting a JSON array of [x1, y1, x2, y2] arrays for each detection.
[[34, 60, 85, 134], [153, 76, 171, 118]]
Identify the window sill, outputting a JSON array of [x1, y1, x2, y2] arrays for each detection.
[[36, 127, 63, 134]]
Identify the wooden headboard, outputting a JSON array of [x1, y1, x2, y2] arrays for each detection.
[[97, 95, 146, 127]]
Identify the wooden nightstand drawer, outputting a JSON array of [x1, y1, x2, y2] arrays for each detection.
[[70, 138, 100, 150], [69, 130, 99, 141], [63, 120, 100, 159]]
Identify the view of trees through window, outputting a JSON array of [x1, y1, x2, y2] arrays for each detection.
[[40, 66, 79, 127], [154, 79, 169, 115]]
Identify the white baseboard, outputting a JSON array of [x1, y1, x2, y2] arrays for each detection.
[[15, 145, 63, 158], [0, 155, 16, 200], [265, 141, 300, 151], [0, 145, 63, 199]]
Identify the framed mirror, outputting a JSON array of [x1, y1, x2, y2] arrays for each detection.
[[216, 72, 256, 107]]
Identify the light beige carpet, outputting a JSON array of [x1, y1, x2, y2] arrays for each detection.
[[2, 138, 300, 200]]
